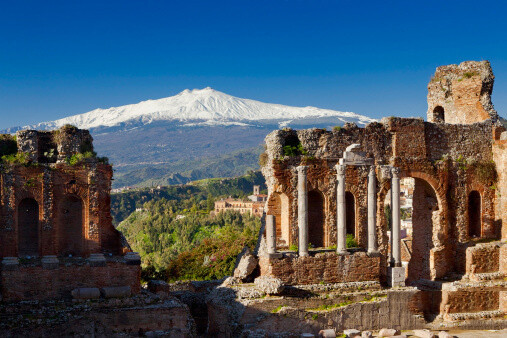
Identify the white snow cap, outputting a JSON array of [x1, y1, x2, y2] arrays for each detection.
[[13, 88, 375, 130]]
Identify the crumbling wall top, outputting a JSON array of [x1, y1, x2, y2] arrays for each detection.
[[427, 60, 498, 124]]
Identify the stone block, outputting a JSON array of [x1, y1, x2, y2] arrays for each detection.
[[319, 328, 336, 337], [378, 328, 399, 337], [438, 332, 452, 338], [88, 253, 106, 267], [1, 257, 19, 271], [41, 255, 59, 269], [234, 249, 258, 281], [71, 287, 100, 299], [254, 275, 284, 295], [100, 286, 131, 298], [361, 332, 372, 338], [388, 267, 405, 287], [124, 252, 141, 265], [413, 329, 435, 338], [343, 329, 360, 337]]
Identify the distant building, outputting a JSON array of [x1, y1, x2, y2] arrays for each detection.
[[248, 185, 268, 202], [214, 186, 265, 217]]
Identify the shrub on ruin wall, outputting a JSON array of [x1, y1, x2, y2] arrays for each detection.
[[469, 161, 497, 186], [0, 134, 17, 157], [2, 152, 29, 165], [346, 234, 358, 248], [259, 152, 268, 167]]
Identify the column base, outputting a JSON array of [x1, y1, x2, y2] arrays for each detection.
[[299, 252, 309, 257], [42, 255, 59, 269], [367, 250, 380, 257], [336, 250, 350, 256], [267, 253, 283, 259], [388, 266, 406, 287]]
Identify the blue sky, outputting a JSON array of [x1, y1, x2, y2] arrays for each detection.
[[1, 0, 506, 129]]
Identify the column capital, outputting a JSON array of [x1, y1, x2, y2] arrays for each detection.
[[296, 165, 308, 175], [335, 164, 346, 176], [391, 167, 401, 178], [368, 165, 376, 176], [380, 165, 392, 180]]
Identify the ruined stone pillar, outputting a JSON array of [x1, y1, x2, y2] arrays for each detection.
[[367, 165, 378, 254], [336, 164, 347, 254], [297, 166, 309, 257], [391, 167, 402, 267], [266, 215, 276, 255]]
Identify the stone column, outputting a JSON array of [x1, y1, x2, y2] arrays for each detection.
[[335, 164, 347, 254], [266, 215, 276, 255], [367, 165, 378, 254], [297, 166, 309, 257], [391, 167, 401, 267]]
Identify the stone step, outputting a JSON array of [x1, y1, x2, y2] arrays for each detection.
[[444, 310, 503, 322], [469, 271, 504, 282], [444, 279, 507, 291]]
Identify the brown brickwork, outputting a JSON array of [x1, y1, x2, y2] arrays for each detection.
[[259, 252, 381, 285], [466, 243, 500, 275], [0, 126, 138, 301], [1, 261, 140, 301], [0, 127, 125, 258]]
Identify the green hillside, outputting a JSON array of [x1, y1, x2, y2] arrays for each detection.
[[114, 171, 266, 280]]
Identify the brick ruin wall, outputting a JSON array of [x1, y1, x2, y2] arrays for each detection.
[[0, 127, 124, 258], [493, 137, 507, 240], [261, 117, 505, 283], [0, 126, 137, 302], [1, 261, 140, 301], [427, 60, 498, 124], [259, 252, 381, 285]]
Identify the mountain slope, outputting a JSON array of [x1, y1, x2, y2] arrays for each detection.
[[3, 88, 376, 187]]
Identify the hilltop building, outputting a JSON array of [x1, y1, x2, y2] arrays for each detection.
[[214, 186, 266, 217]]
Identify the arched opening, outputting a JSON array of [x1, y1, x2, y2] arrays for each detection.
[[407, 178, 439, 282], [18, 198, 39, 257], [468, 191, 481, 238], [308, 190, 325, 248], [345, 192, 356, 237], [59, 195, 84, 256], [268, 192, 290, 248], [433, 106, 445, 123]]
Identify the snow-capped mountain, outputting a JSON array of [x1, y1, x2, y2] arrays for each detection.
[[3, 88, 376, 188], [4, 87, 374, 132]]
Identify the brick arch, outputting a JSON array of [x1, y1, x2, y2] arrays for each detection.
[[308, 189, 326, 248], [17, 197, 40, 257], [465, 182, 494, 239], [267, 191, 291, 248], [402, 170, 449, 244], [377, 170, 451, 281], [345, 186, 360, 239], [58, 194, 85, 256]]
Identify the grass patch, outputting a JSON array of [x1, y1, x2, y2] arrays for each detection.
[[271, 305, 284, 313]]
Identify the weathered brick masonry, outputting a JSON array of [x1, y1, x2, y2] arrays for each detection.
[[259, 251, 380, 285], [0, 126, 139, 301], [259, 61, 506, 286], [1, 260, 140, 301]]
